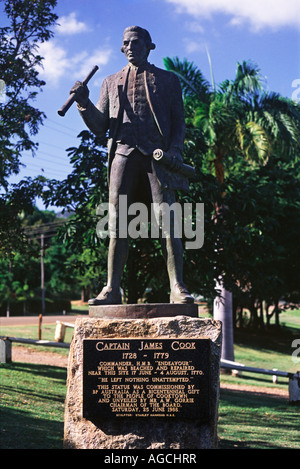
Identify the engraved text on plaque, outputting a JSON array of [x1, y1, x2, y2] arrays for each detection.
[[83, 338, 211, 421]]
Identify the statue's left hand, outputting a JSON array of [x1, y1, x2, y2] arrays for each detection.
[[168, 149, 183, 171], [69, 81, 90, 107]]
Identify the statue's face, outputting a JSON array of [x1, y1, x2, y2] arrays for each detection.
[[122, 31, 149, 66]]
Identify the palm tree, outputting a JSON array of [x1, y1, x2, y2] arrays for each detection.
[[164, 57, 300, 361]]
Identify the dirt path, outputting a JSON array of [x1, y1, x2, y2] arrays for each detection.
[[219, 382, 288, 398], [0, 314, 85, 326], [11, 345, 69, 368], [10, 345, 289, 398], [2, 315, 290, 399]]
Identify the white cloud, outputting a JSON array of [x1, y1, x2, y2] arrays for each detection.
[[37, 12, 97, 86], [38, 41, 70, 85], [76, 49, 113, 78], [55, 12, 90, 35], [184, 38, 206, 54], [185, 21, 205, 34], [165, 0, 300, 31], [38, 40, 112, 87]]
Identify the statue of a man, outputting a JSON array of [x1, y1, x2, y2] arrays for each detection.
[[71, 26, 194, 305]]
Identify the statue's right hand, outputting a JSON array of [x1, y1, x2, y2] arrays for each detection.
[[70, 81, 89, 107]]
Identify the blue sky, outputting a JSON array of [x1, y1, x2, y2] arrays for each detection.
[[4, 0, 300, 209]]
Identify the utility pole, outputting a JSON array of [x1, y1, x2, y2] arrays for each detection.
[[41, 233, 45, 316], [6, 259, 12, 317]]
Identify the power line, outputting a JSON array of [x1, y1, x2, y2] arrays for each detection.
[[20, 161, 70, 176], [39, 140, 71, 153], [24, 231, 65, 238], [47, 117, 77, 134], [34, 152, 71, 166], [26, 219, 66, 226], [20, 147, 72, 168], [24, 221, 66, 232], [22, 151, 69, 165], [24, 221, 67, 239], [26, 232, 61, 241], [24, 220, 65, 228], [24, 221, 66, 229], [43, 123, 74, 138]]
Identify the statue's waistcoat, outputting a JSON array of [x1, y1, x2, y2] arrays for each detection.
[[115, 64, 165, 157]]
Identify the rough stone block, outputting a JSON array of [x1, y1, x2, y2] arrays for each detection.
[[64, 314, 222, 449]]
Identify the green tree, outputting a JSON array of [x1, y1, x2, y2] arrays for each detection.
[[0, 0, 58, 256], [42, 130, 205, 304], [42, 131, 110, 299], [0, 206, 78, 316], [164, 57, 300, 359], [222, 156, 300, 329]]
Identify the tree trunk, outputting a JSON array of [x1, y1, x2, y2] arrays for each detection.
[[81, 287, 90, 303], [275, 304, 280, 327], [213, 155, 235, 362], [250, 302, 259, 329], [213, 279, 234, 362], [259, 300, 265, 329]]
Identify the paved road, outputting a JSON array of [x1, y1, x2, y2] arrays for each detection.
[[0, 314, 88, 326]]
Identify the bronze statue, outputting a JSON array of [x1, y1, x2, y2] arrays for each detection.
[[70, 26, 194, 305]]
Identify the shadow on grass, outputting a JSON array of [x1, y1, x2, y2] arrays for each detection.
[[1, 363, 67, 449], [0, 406, 64, 449], [4, 361, 67, 380], [234, 324, 299, 356], [218, 388, 300, 449]]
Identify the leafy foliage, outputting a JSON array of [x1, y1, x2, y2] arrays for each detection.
[[0, 206, 74, 315], [0, 0, 58, 185], [0, 0, 58, 257], [1, 7, 299, 324], [165, 56, 300, 327]]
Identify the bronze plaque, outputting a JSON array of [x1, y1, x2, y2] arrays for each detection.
[[83, 338, 211, 421]]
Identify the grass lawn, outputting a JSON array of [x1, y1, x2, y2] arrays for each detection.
[[0, 362, 66, 449], [217, 309, 300, 449], [1, 309, 299, 449], [218, 387, 299, 449]]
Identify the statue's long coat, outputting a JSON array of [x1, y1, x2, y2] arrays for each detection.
[[78, 63, 188, 190]]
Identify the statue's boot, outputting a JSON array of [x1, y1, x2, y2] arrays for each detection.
[[170, 282, 194, 304], [88, 286, 122, 305]]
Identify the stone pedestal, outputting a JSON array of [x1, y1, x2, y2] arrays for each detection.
[[88, 302, 199, 319], [64, 305, 222, 449]]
